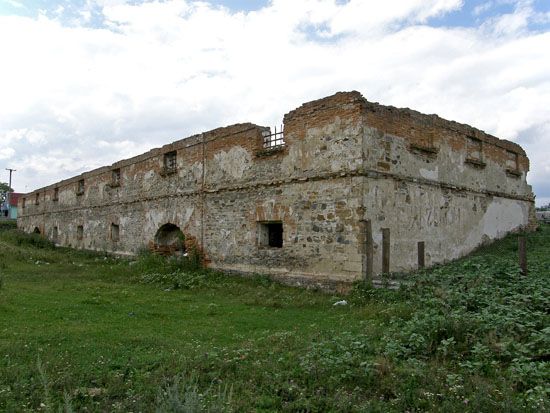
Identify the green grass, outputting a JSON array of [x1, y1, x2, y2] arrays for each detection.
[[0, 227, 549, 412]]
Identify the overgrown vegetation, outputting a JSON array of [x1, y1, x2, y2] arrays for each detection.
[[0, 226, 548, 411], [0, 220, 17, 232]]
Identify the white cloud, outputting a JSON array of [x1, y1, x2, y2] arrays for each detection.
[[474, 2, 493, 16], [0, 0, 549, 206], [0, 147, 15, 160], [3, 0, 25, 9]]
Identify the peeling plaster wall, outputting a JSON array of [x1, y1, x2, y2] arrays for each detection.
[[18, 91, 535, 287]]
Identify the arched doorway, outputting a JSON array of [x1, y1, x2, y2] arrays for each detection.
[[33, 227, 41, 234], [152, 223, 186, 256]]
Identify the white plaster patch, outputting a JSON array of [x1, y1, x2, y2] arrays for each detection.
[[143, 170, 155, 181], [218, 228, 233, 258], [120, 216, 132, 228], [481, 199, 525, 239], [177, 207, 194, 228], [142, 170, 155, 191], [465, 197, 527, 247], [191, 162, 202, 182], [419, 166, 438, 180], [146, 210, 167, 234], [214, 146, 251, 180]]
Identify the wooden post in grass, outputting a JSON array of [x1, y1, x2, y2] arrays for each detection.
[[418, 241, 425, 269], [382, 228, 390, 274], [518, 236, 527, 276], [365, 220, 373, 281]]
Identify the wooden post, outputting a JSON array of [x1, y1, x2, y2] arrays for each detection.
[[382, 228, 390, 274], [518, 236, 527, 276], [418, 241, 425, 269], [364, 220, 373, 281]]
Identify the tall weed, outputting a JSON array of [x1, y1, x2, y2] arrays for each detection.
[[155, 373, 232, 413]]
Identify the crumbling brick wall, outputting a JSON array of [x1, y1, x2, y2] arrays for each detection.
[[18, 91, 535, 287]]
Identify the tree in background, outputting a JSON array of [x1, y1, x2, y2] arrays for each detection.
[[0, 182, 14, 204]]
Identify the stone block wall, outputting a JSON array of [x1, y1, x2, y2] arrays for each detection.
[[18, 91, 535, 287]]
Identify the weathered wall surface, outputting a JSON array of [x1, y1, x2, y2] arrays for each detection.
[[18, 91, 535, 287], [358, 98, 534, 275]]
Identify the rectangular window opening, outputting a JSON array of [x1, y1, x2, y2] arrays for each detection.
[[262, 125, 285, 149], [111, 223, 120, 242], [77, 179, 85, 195], [258, 221, 283, 248], [52, 226, 58, 243], [163, 151, 177, 175], [466, 137, 482, 161], [77, 225, 83, 240], [22, 198, 26, 208], [53, 187, 59, 202], [111, 168, 121, 186], [35, 193, 40, 205], [506, 150, 518, 170]]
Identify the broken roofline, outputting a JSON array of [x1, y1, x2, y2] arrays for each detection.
[[23, 90, 526, 196]]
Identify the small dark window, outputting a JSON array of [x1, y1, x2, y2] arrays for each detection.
[[53, 187, 59, 201], [163, 151, 177, 175], [35, 193, 40, 205], [111, 168, 121, 187], [52, 226, 58, 243], [258, 222, 283, 248], [111, 223, 120, 242], [22, 198, 26, 208], [77, 179, 85, 195], [77, 225, 83, 240]]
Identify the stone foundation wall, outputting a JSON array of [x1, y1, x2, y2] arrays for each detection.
[[18, 91, 535, 285]]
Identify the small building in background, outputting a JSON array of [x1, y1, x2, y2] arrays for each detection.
[[1, 192, 21, 220], [536, 210, 550, 223]]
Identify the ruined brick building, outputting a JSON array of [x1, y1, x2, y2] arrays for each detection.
[[18, 92, 535, 287]]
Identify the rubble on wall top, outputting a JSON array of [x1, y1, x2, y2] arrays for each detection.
[[361, 96, 525, 155], [284, 90, 524, 155]]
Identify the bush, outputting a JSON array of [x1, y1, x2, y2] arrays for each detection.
[[0, 229, 55, 249], [131, 249, 216, 290], [133, 249, 203, 275], [0, 220, 17, 232]]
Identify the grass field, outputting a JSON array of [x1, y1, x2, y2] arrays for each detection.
[[0, 225, 548, 412]]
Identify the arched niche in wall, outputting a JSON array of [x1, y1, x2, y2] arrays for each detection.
[[152, 223, 186, 256]]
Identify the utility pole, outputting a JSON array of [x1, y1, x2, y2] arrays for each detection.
[[5, 168, 16, 216], [6, 168, 15, 190]]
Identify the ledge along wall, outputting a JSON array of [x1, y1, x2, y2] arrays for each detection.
[[18, 91, 535, 288]]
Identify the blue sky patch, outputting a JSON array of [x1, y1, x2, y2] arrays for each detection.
[[429, 0, 550, 31], [2, 0, 549, 31]]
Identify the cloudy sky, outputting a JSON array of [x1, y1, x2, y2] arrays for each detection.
[[0, 0, 549, 205]]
